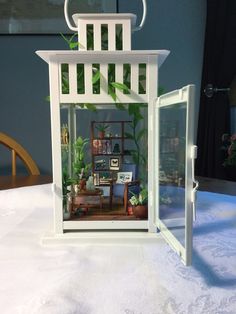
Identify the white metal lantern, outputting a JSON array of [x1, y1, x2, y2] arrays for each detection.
[[37, 0, 198, 266]]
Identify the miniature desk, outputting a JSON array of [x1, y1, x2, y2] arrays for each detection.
[[71, 189, 103, 213]]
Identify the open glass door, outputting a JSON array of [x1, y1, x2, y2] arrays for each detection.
[[155, 85, 197, 266]]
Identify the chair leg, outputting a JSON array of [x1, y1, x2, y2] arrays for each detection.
[[124, 185, 128, 214]]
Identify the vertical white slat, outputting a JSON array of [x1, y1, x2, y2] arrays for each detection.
[[108, 22, 116, 51], [84, 63, 93, 96], [78, 20, 87, 51], [122, 20, 131, 50], [100, 63, 108, 96], [115, 63, 124, 100], [93, 21, 101, 51], [49, 61, 63, 234], [131, 63, 139, 95], [68, 63, 77, 97], [147, 55, 158, 233]]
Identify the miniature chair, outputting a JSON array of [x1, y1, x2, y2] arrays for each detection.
[[0, 132, 40, 176], [111, 163, 140, 213]]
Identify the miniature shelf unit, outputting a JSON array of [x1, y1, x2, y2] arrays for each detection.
[[36, 13, 169, 234]]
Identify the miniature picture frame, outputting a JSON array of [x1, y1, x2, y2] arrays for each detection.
[[109, 157, 120, 170], [116, 172, 132, 184]]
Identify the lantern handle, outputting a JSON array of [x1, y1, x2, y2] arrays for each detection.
[[64, 0, 147, 32], [133, 0, 147, 32], [64, 0, 78, 32]]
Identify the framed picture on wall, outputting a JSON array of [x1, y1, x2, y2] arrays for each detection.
[[109, 157, 120, 170], [0, 0, 118, 34], [116, 172, 132, 184]]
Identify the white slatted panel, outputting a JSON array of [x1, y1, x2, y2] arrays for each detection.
[[78, 21, 87, 51], [115, 63, 124, 100], [131, 63, 139, 95], [93, 22, 102, 51], [84, 63, 93, 96], [60, 93, 148, 104], [108, 22, 116, 51], [68, 63, 77, 97], [122, 20, 131, 50], [100, 63, 108, 96]]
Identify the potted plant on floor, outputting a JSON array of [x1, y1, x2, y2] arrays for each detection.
[[73, 136, 91, 193], [62, 169, 73, 219], [129, 188, 148, 219]]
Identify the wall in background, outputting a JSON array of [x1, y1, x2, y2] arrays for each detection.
[[0, 0, 206, 175]]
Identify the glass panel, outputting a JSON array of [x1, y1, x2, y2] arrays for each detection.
[[159, 102, 186, 247]]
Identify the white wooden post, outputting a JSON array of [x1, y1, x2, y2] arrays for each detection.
[[147, 55, 158, 233], [49, 61, 63, 234]]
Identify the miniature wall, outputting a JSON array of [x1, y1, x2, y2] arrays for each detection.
[[0, 0, 206, 175]]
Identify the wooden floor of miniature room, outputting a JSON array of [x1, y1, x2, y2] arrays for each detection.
[[69, 196, 144, 221]]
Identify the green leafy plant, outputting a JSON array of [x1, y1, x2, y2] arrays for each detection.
[[129, 188, 148, 206], [73, 136, 91, 182], [60, 32, 130, 109], [95, 123, 109, 132]]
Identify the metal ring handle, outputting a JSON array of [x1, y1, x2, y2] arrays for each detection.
[[64, 0, 77, 32], [133, 0, 147, 32], [64, 0, 147, 32]]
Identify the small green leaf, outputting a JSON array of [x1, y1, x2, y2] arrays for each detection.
[[108, 85, 117, 101], [115, 103, 126, 110], [45, 95, 50, 102], [69, 42, 79, 50], [92, 70, 100, 84], [85, 103, 97, 112], [60, 32, 70, 44], [111, 82, 129, 92], [128, 104, 140, 116]]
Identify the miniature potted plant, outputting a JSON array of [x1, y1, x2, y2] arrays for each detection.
[[96, 124, 109, 139], [62, 169, 74, 219], [73, 136, 91, 192], [129, 188, 148, 219]]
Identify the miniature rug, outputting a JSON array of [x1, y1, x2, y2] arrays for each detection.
[[0, 184, 236, 314]]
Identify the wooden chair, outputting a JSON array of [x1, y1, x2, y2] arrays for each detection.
[[0, 132, 40, 176], [0, 133, 52, 190], [110, 163, 140, 213]]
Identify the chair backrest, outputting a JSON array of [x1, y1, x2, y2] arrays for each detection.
[[121, 163, 138, 181], [0, 132, 40, 176]]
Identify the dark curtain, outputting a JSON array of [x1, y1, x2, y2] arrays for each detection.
[[196, 0, 236, 179]]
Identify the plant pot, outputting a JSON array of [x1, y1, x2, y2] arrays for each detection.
[[127, 205, 133, 216], [98, 131, 105, 139], [132, 205, 148, 219], [63, 211, 71, 220]]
